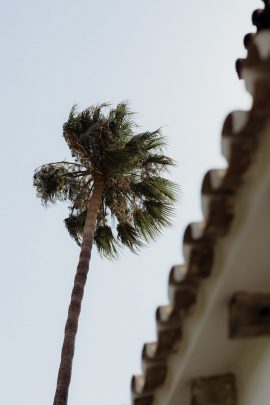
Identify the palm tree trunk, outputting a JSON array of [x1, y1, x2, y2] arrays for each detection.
[[53, 179, 104, 405]]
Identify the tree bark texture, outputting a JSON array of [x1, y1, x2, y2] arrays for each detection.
[[53, 179, 104, 405]]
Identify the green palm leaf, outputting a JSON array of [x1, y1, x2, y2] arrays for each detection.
[[64, 210, 86, 245], [132, 177, 178, 202], [94, 225, 118, 259], [142, 154, 176, 169], [117, 223, 144, 253], [144, 200, 174, 227], [133, 209, 161, 241], [33, 163, 85, 206]]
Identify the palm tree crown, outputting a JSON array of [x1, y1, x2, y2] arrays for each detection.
[[34, 102, 177, 257]]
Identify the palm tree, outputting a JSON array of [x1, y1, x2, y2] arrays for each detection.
[[33, 101, 177, 405]]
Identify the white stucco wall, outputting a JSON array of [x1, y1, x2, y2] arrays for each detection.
[[154, 120, 270, 405], [237, 339, 270, 405]]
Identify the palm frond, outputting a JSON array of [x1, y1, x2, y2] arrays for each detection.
[[117, 222, 144, 253], [102, 148, 139, 174], [33, 164, 73, 206], [94, 225, 118, 259], [64, 103, 108, 135], [108, 101, 134, 136], [64, 210, 86, 245], [143, 130, 166, 151], [34, 163, 92, 209], [132, 177, 178, 202], [144, 200, 174, 227], [133, 209, 161, 241], [124, 130, 161, 154], [142, 154, 176, 169]]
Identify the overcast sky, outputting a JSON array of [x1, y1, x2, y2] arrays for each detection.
[[0, 1, 260, 404]]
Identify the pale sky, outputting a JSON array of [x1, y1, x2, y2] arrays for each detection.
[[0, 1, 259, 404]]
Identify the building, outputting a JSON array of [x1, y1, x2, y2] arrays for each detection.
[[130, 2, 270, 404]]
